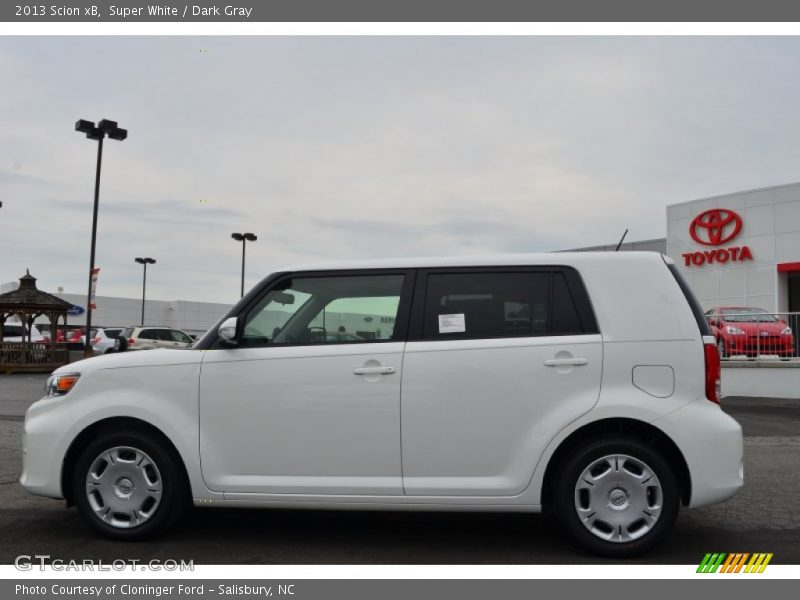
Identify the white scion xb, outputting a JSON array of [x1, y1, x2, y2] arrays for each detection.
[[20, 252, 743, 556]]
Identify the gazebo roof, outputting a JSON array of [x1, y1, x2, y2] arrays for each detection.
[[0, 270, 73, 312]]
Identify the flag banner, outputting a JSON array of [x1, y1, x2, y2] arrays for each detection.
[[89, 267, 100, 310]]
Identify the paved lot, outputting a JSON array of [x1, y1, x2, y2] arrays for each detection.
[[1, 373, 799, 564]]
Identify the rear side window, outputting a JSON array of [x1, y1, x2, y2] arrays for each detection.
[[667, 264, 712, 336], [139, 329, 158, 340], [423, 272, 549, 340], [421, 269, 597, 340]]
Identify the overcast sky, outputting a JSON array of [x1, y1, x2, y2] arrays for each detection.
[[2, 36, 800, 304]]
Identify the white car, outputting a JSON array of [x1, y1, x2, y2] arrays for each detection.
[[114, 326, 194, 351], [21, 253, 743, 556], [2, 320, 45, 342], [88, 328, 124, 355]]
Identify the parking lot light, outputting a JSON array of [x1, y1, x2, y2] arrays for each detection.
[[134, 257, 156, 326], [231, 232, 257, 298], [75, 118, 128, 357]]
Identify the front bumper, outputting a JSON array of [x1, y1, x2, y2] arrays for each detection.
[[19, 395, 72, 499], [723, 335, 794, 356], [654, 397, 743, 508]]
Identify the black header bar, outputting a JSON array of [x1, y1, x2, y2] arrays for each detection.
[[5, 1, 800, 23]]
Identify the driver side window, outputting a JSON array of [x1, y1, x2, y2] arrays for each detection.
[[242, 274, 405, 347]]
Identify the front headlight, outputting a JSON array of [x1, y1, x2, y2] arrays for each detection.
[[726, 326, 745, 335], [45, 373, 80, 397], [782, 327, 792, 335]]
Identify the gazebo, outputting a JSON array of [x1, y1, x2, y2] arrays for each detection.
[[0, 270, 73, 373]]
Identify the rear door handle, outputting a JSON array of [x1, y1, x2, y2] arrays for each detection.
[[353, 366, 397, 375], [544, 358, 588, 367]]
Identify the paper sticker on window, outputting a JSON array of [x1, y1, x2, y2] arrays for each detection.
[[438, 313, 466, 334]]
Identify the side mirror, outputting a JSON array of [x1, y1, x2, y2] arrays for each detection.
[[218, 317, 238, 345]]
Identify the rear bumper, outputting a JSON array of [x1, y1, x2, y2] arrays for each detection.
[[654, 398, 743, 508]]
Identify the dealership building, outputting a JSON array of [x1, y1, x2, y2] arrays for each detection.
[[574, 181, 800, 315], [4, 182, 800, 337]]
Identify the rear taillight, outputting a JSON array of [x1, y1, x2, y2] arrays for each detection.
[[90, 337, 101, 346], [128, 338, 136, 345], [704, 338, 721, 404]]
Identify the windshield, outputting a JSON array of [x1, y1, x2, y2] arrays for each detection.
[[721, 308, 778, 323]]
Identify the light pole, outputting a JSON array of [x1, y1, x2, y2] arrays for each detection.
[[135, 257, 156, 326], [75, 118, 127, 357], [231, 232, 257, 298]]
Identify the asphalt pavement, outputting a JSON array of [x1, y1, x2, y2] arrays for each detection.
[[1, 373, 798, 564]]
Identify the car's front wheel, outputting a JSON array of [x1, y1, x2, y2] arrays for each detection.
[[553, 437, 679, 557], [73, 430, 187, 540]]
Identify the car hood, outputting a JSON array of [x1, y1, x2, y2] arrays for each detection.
[[52, 347, 204, 376]]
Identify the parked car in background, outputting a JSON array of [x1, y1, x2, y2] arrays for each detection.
[[23, 253, 743, 557], [89, 328, 124, 355], [115, 326, 194, 351], [54, 328, 86, 350], [705, 307, 794, 357], [1, 320, 45, 342]]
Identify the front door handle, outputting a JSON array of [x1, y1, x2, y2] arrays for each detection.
[[353, 366, 396, 376], [544, 357, 588, 367]]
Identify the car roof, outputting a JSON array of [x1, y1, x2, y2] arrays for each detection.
[[279, 251, 667, 273]]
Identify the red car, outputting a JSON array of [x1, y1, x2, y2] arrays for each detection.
[[55, 329, 83, 343], [705, 307, 794, 357]]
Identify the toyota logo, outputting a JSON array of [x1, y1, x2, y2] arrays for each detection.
[[689, 208, 743, 246]]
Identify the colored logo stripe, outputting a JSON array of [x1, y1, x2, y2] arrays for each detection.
[[697, 553, 773, 573], [745, 553, 773, 573], [697, 553, 726, 573]]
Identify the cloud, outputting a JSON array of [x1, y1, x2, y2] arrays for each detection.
[[2, 37, 800, 303]]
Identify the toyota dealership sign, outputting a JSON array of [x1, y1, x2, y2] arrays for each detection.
[[682, 208, 753, 266]]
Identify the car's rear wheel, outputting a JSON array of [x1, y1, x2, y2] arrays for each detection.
[[553, 436, 679, 557], [73, 430, 187, 540]]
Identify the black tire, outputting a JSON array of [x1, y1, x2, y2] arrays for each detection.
[[72, 429, 188, 540], [553, 436, 679, 557]]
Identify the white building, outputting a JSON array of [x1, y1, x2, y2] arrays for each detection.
[[0, 282, 231, 337], [56, 294, 231, 336]]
